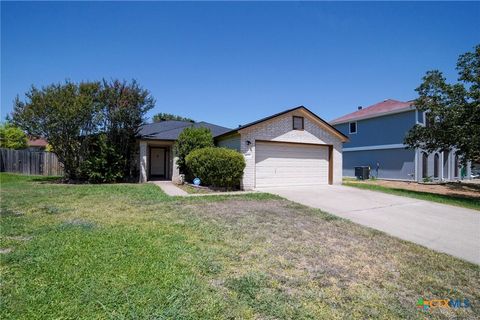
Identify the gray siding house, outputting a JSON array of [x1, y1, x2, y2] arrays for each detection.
[[331, 99, 471, 182]]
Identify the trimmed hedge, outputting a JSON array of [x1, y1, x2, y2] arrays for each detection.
[[185, 147, 245, 189]]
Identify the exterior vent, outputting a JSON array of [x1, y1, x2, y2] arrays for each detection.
[[358, 106, 363, 110]]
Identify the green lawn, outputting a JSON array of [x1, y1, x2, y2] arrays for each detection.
[[1, 173, 479, 319], [343, 180, 480, 211]]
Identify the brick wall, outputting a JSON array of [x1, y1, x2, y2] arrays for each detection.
[[238, 109, 344, 190]]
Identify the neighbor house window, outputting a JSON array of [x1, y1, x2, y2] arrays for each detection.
[[417, 111, 425, 125], [349, 122, 357, 134], [293, 116, 304, 130]]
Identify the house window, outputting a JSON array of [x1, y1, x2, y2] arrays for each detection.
[[349, 122, 357, 134], [293, 116, 304, 130], [434, 153, 439, 178], [417, 111, 425, 125]]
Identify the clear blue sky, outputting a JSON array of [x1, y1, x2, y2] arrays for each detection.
[[2, 1, 479, 128]]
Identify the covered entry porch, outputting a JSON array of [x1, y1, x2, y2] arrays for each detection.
[[139, 140, 180, 183]]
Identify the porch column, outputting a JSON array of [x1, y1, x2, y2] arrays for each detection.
[[414, 148, 419, 181], [171, 147, 181, 183], [440, 151, 444, 181], [139, 141, 147, 183]]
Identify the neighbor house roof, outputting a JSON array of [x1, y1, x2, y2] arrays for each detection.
[[139, 120, 231, 140], [330, 99, 415, 125], [27, 138, 48, 147], [216, 106, 349, 142]]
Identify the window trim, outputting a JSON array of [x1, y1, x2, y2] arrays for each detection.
[[292, 116, 304, 130], [349, 121, 357, 134], [416, 110, 426, 125]]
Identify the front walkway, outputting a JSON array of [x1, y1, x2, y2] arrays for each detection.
[[258, 185, 480, 265], [150, 181, 188, 196]]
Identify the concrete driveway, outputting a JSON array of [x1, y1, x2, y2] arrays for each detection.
[[259, 185, 480, 265]]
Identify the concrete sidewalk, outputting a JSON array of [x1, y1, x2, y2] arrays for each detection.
[[259, 185, 480, 265], [150, 181, 188, 196]]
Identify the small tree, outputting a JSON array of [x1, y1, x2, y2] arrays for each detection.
[[0, 122, 28, 149], [152, 113, 194, 123], [405, 45, 480, 165], [174, 127, 214, 175]]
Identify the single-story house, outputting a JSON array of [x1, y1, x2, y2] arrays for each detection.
[[138, 106, 348, 190]]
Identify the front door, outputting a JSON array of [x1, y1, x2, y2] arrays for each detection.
[[150, 148, 166, 178]]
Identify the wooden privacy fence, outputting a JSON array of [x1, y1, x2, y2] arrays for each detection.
[[0, 148, 64, 176]]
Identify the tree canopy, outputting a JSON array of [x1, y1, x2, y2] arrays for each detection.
[[405, 45, 480, 164], [152, 113, 194, 123]]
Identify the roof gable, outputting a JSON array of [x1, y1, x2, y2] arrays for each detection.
[[330, 99, 415, 125], [216, 106, 348, 142]]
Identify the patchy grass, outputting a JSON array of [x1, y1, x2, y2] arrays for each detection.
[[1, 173, 479, 319], [178, 183, 215, 194], [178, 183, 244, 195], [344, 180, 480, 211]]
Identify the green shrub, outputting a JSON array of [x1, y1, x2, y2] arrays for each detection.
[[79, 134, 124, 183], [174, 127, 214, 175], [185, 147, 245, 189]]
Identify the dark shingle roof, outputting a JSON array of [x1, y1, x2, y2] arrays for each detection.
[[139, 121, 231, 140]]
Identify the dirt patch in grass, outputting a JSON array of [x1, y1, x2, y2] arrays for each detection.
[[178, 183, 243, 194], [349, 179, 480, 199], [177, 183, 216, 194], [180, 199, 480, 319]]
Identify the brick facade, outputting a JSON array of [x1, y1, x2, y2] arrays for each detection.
[[238, 109, 344, 190]]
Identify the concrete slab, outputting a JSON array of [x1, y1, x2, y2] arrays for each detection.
[[151, 181, 188, 196], [258, 185, 480, 265]]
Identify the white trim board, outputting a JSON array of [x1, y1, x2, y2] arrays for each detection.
[[343, 144, 407, 152]]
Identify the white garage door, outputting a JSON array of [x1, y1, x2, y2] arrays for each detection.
[[255, 141, 329, 188]]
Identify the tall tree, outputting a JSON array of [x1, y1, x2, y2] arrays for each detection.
[[152, 113, 194, 123], [405, 45, 480, 165], [0, 122, 28, 149], [99, 79, 155, 178]]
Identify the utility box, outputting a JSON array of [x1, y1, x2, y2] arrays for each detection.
[[355, 166, 370, 180]]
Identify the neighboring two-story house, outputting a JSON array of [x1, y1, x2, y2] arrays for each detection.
[[331, 99, 470, 182]]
